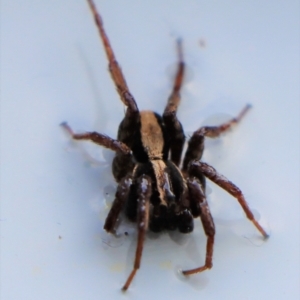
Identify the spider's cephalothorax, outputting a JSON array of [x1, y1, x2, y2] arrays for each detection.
[[114, 109, 196, 234], [61, 0, 268, 291]]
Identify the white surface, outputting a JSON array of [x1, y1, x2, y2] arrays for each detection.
[[1, 1, 299, 299]]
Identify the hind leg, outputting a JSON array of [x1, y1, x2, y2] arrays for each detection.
[[86, 0, 138, 115], [163, 39, 186, 166]]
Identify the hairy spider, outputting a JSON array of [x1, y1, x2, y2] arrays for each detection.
[[61, 0, 268, 291]]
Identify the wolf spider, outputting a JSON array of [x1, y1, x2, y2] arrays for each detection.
[[61, 0, 268, 291]]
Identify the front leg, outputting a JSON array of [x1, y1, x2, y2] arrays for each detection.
[[122, 174, 152, 291], [104, 175, 133, 233], [183, 177, 215, 275], [189, 161, 269, 239]]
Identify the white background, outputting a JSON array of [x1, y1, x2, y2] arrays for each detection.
[[1, 1, 299, 299]]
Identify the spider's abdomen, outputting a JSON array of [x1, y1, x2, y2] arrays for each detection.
[[117, 110, 169, 163], [139, 111, 167, 160]]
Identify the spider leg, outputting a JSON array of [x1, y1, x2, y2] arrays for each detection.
[[61, 122, 132, 155], [86, 0, 138, 115], [190, 161, 269, 239], [182, 104, 251, 172], [183, 177, 215, 275], [104, 175, 133, 233], [122, 175, 152, 291], [163, 39, 185, 166]]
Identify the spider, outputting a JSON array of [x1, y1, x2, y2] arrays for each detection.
[[61, 0, 269, 291]]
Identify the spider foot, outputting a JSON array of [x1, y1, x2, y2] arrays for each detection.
[[122, 269, 137, 291], [182, 265, 210, 276], [252, 219, 269, 240], [60, 122, 74, 136]]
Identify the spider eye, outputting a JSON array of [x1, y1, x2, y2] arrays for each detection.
[[178, 209, 194, 233]]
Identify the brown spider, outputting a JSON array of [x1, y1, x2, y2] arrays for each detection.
[[61, 0, 268, 291]]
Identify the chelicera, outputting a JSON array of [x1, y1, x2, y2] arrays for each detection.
[[61, 0, 268, 291]]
